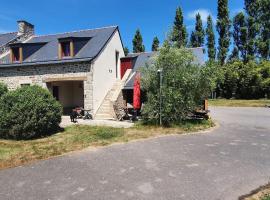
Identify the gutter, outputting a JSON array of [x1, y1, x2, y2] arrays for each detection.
[[0, 57, 93, 68]]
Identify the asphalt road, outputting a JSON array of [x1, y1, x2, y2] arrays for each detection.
[[0, 107, 270, 200]]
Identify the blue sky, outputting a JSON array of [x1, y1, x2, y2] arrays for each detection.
[[0, 0, 244, 52]]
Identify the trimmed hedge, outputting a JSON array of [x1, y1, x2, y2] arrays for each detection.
[[0, 85, 62, 140]]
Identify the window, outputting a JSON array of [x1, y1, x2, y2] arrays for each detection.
[[61, 41, 71, 57], [115, 51, 119, 78], [11, 47, 21, 62]]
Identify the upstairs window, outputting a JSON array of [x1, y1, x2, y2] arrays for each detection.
[[61, 41, 71, 57], [11, 47, 21, 62]]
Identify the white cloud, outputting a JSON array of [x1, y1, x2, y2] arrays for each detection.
[[187, 9, 216, 24]]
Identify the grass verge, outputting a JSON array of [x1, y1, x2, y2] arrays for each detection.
[[0, 119, 214, 170], [209, 99, 270, 107]]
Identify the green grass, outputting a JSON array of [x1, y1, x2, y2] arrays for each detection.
[[0, 119, 213, 169], [261, 195, 270, 200], [209, 99, 270, 107]]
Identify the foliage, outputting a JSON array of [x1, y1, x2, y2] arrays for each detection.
[[0, 82, 8, 98], [190, 13, 204, 48], [0, 85, 62, 140], [206, 15, 216, 61], [219, 60, 270, 99], [124, 46, 129, 56], [216, 0, 231, 65], [132, 29, 145, 53], [151, 36, 160, 51], [141, 44, 219, 125], [232, 12, 248, 62], [170, 7, 188, 48]]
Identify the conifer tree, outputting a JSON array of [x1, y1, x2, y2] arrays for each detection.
[[151, 36, 160, 51], [171, 7, 188, 47], [216, 0, 231, 65], [206, 15, 216, 60], [124, 47, 129, 56], [132, 29, 145, 53], [232, 12, 248, 62], [190, 13, 204, 48]]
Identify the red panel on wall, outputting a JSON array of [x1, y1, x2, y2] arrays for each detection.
[[120, 58, 132, 79]]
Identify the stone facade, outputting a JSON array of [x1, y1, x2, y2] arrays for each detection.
[[0, 61, 93, 111]]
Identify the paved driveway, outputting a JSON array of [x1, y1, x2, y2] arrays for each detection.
[[0, 107, 270, 200]]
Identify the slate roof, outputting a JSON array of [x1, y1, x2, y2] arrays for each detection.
[[0, 32, 18, 47], [124, 48, 205, 89], [0, 26, 119, 67]]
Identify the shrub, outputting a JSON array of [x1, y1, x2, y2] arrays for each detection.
[[0, 82, 8, 98], [0, 85, 62, 140], [141, 44, 219, 125]]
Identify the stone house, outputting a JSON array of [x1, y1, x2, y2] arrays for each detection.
[[0, 21, 128, 119]]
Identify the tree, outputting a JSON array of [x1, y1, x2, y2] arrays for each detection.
[[141, 44, 219, 125], [124, 46, 129, 56], [151, 36, 160, 51], [171, 7, 188, 48], [232, 12, 248, 62], [228, 47, 239, 62], [190, 13, 205, 48], [132, 29, 145, 53], [257, 0, 270, 59], [216, 0, 231, 65], [244, 0, 259, 60], [189, 31, 196, 47], [206, 15, 216, 60]]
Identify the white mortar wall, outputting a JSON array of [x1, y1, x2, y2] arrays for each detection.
[[92, 30, 124, 113]]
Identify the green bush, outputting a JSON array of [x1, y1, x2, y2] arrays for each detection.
[[0, 85, 62, 140], [141, 43, 220, 125], [0, 82, 8, 98]]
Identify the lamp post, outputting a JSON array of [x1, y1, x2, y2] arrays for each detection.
[[157, 69, 163, 126]]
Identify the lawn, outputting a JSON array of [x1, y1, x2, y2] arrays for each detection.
[[0, 119, 214, 170], [209, 99, 270, 107], [240, 183, 270, 200]]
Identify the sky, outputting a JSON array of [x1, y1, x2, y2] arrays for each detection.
[[0, 0, 244, 52]]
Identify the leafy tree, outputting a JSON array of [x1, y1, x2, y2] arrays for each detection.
[[132, 29, 145, 53], [228, 47, 240, 62], [257, 0, 270, 59], [124, 46, 129, 56], [190, 13, 204, 48], [141, 45, 219, 125], [0, 82, 8, 98], [151, 36, 160, 51], [206, 15, 216, 60], [244, 0, 259, 60], [171, 7, 188, 48], [232, 12, 248, 62], [216, 0, 231, 65]]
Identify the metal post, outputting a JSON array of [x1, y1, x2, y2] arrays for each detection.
[[157, 69, 163, 126]]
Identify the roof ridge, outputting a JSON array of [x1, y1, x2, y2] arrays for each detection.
[[33, 25, 118, 38]]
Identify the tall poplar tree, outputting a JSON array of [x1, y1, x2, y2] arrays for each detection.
[[206, 15, 216, 60], [257, 0, 270, 59], [232, 12, 248, 62], [216, 0, 231, 65], [171, 7, 188, 47], [132, 29, 145, 53], [151, 36, 160, 51], [189, 13, 204, 48]]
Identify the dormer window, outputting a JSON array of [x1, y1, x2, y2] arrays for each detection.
[[61, 41, 71, 57], [58, 39, 74, 59], [10, 46, 22, 63]]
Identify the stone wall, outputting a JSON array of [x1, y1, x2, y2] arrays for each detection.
[[0, 61, 93, 111]]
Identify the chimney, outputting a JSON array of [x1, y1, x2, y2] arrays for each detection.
[[17, 20, 34, 36]]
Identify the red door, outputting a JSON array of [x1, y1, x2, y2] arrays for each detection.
[[120, 58, 132, 79]]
